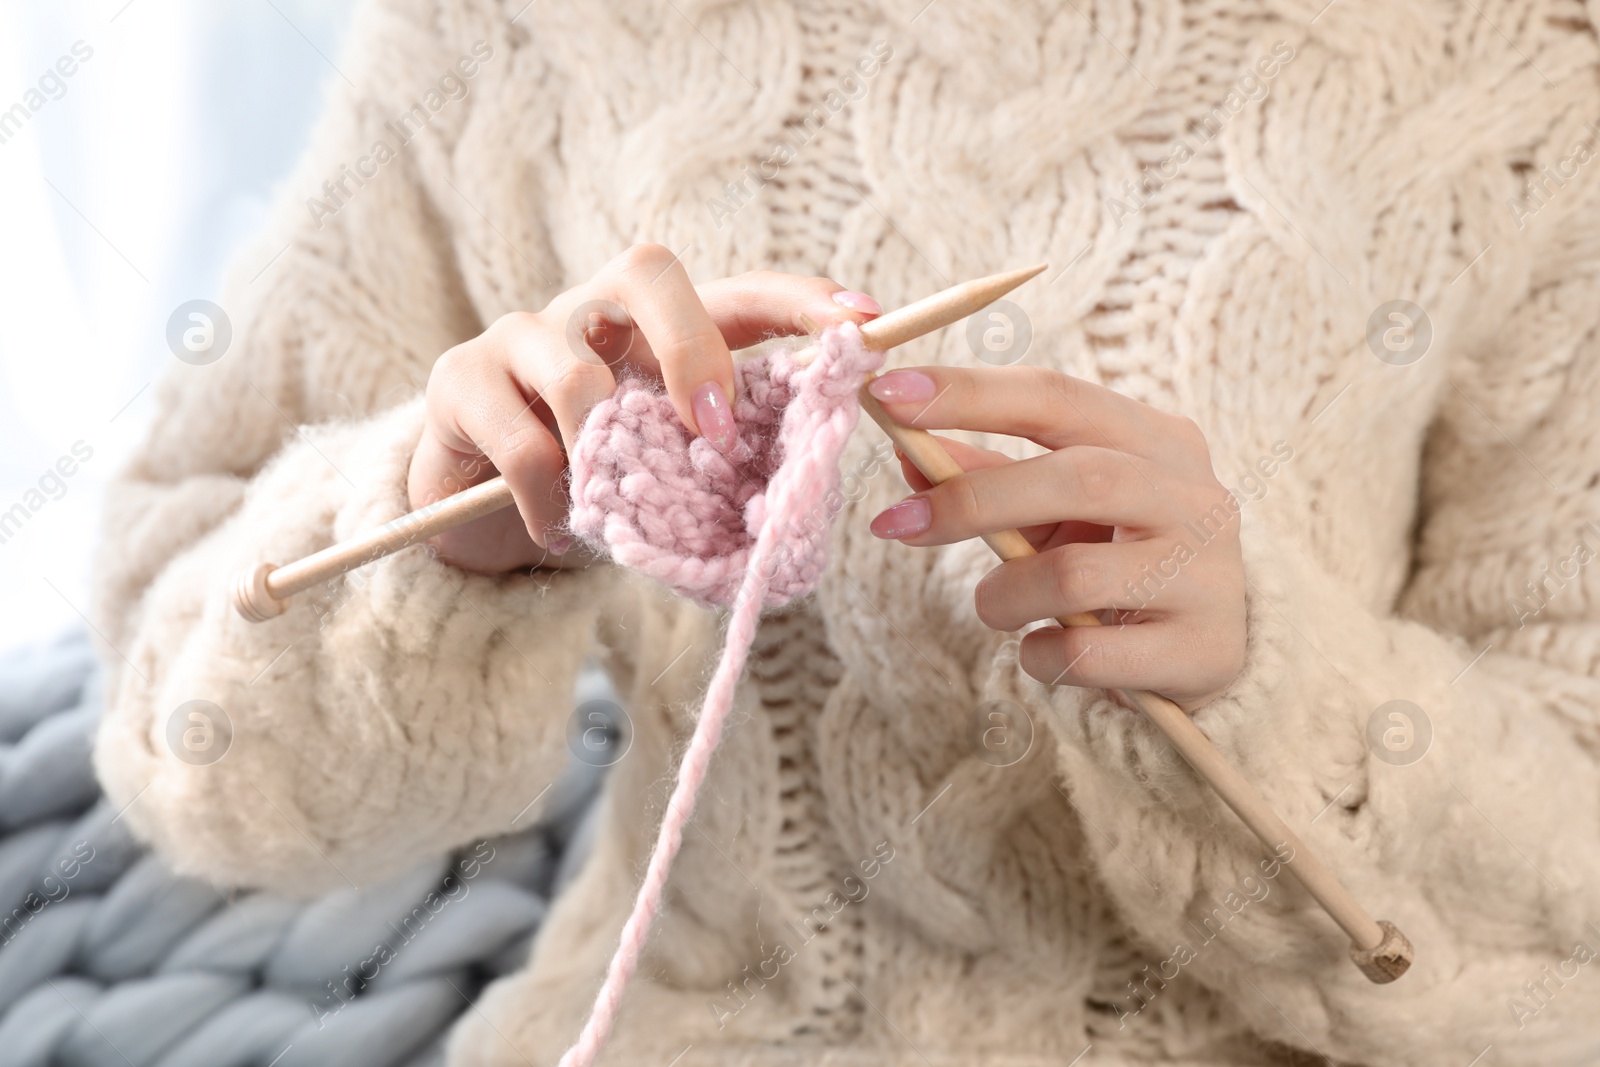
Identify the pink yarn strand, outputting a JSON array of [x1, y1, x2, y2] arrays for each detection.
[[556, 324, 878, 1067], [556, 509, 780, 1067]]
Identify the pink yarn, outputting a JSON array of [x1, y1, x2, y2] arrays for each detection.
[[558, 322, 883, 1066], [570, 325, 879, 605]]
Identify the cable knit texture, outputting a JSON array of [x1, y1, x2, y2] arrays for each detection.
[[89, 0, 1600, 1065]]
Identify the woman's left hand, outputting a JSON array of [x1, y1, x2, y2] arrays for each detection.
[[866, 365, 1248, 712]]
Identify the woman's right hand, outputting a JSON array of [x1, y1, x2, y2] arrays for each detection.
[[406, 244, 882, 574]]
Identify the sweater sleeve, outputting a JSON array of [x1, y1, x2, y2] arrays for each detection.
[[1019, 270, 1600, 1064], [90, 0, 624, 895]]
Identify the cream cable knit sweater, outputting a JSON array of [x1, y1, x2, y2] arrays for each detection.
[[92, 0, 1600, 1064]]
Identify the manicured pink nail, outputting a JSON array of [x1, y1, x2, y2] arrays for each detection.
[[547, 535, 573, 555], [868, 370, 937, 404], [832, 290, 883, 316], [692, 382, 738, 454], [870, 497, 931, 539]]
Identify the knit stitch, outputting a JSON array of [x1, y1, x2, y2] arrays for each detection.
[[568, 324, 883, 607]]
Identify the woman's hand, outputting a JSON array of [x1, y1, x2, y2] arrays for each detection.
[[866, 365, 1247, 712], [408, 243, 881, 573]]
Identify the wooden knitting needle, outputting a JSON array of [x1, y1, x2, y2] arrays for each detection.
[[809, 268, 1412, 977], [857, 374, 1413, 985], [232, 264, 1052, 622], [229, 265, 1413, 980]]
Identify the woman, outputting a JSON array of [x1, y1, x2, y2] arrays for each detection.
[[93, 0, 1600, 1063]]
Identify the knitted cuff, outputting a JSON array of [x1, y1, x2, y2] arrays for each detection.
[[240, 396, 452, 626], [96, 396, 611, 893]]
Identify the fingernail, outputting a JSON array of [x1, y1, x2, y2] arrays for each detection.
[[692, 381, 738, 454], [547, 535, 573, 555], [870, 497, 931, 539], [868, 370, 937, 403], [832, 290, 883, 316]]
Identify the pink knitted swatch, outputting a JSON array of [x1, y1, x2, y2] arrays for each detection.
[[558, 322, 883, 1066], [569, 322, 882, 605]]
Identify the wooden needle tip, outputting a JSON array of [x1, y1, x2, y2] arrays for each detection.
[[857, 262, 1050, 353]]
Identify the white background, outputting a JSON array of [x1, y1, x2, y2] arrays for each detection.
[[0, 0, 356, 649]]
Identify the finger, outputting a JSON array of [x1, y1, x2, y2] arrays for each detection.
[[559, 271, 881, 372], [409, 431, 556, 570], [418, 480, 554, 572], [865, 364, 1188, 459], [418, 334, 579, 551], [538, 244, 732, 449], [488, 313, 618, 452], [1018, 619, 1209, 700], [870, 446, 1182, 545], [696, 271, 882, 349], [974, 540, 1202, 632], [547, 256, 884, 452], [890, 437, 1063, 546], [895, 435, 1010, 490], [407, 430, 526, 568], [897, 447, 935, 493]]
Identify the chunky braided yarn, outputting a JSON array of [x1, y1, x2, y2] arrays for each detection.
[[558, 322, 882, 1067], [0, 629, 611, 1067]]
